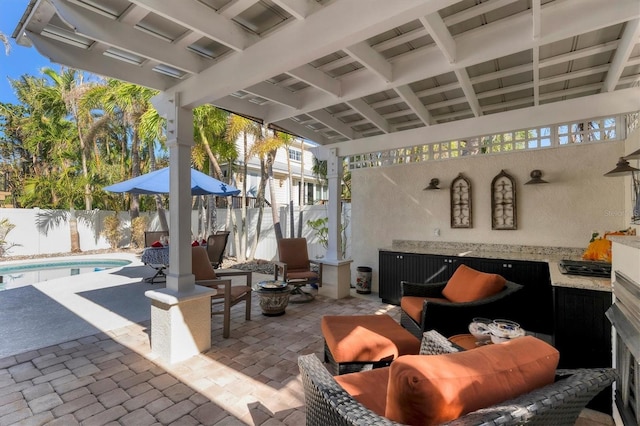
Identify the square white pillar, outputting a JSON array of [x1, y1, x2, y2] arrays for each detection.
[[318, 259, 353, 299], [145, 286, 216, 364]]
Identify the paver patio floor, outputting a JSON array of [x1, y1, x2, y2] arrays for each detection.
[[0, 263, 614, 425], [0, 282, 397, 425]]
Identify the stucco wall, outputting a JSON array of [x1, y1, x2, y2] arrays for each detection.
[[351, 141, 627, 293]]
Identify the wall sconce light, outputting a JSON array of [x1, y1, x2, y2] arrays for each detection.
[[624, 148, 640, 160], [604, 157, 640, 224], [423, 178, 440, 190], [524, 169, 548, 185]]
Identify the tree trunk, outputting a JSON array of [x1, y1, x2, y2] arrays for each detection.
[[149, 141, 168, 232], [130, 128, 141, 220], [267, 149, 283, 240], [69, 207, 81, 253], [285, 144, 294, 237], [249, 157, 267, 260]]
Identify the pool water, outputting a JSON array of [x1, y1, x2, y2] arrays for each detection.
[[0, 259, 132, 290]]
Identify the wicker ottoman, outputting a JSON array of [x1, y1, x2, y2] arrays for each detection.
[[320, 314, 420, 375]]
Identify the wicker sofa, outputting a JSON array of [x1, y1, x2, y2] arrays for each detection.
[[298, 331, 617, 426]]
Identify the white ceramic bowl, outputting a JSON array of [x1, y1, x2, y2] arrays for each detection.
[[468, 318, 492, 342], [488, 319, 525, 343]]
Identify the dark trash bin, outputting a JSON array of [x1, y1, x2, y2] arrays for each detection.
[[356, 266, 372, 294]]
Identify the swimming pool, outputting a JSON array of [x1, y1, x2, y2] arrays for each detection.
[[0, 259, 132, 290]]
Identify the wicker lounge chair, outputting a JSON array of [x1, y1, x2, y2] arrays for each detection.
[[298, 331, 617, 426]]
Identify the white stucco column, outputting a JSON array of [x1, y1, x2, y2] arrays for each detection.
[[145, 92, 215, 364], [318, 147, 352, 299]]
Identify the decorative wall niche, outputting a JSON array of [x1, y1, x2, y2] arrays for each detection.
[[450, 173, 472, 228], [491, 169, 517, 230]]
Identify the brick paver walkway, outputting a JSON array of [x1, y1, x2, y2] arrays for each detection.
[[0, 291, 397, 425]]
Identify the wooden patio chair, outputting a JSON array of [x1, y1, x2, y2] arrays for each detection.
[[206, 231, 230, 269], [274, 238, 322, 303], [192, 246, 252, 338]]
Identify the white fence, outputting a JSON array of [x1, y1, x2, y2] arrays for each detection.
[[0, 204, 352, 262]]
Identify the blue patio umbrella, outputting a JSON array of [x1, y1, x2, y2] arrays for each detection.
[[104, 167, 240, 196]]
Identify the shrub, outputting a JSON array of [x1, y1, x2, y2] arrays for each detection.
[[131, 216, 148, 249], [102, 215, 122, 249], [0, 218, 16, 257]]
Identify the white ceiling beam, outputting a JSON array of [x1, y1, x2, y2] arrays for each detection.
[[211, 95, 268, 121], [539, 40, 619, 68], [539, 65, 610, 86], [443, 0, 520, 27], [539, 83, 603, 102], [219, 0, 259, 19], [173, 0, 460, 107], [603, 18, 640, 92], [271, 0, 320, 20], [456, 0, 640, 69], [454, 69, 481, 117], [627, 56, 640, 66], [344, 42, 393, 82], [346, 99, 390, 133], [51, 0, 206, 74], [372, 27, 430, 52], [482, 97, 533, 112], [272, 119, 329, 145], [286, 65, 342, 97], [267, 0, 633, 125], [533, 48, 540, 106], [117, 3, 150, 25], [476, 82, 534, 99], [427, 96, 468, 109], [430, 110, 473, 122], [532, 0, 541, 40], [419, 13, 456, 63], [470, 63, 533, 84], [617, 74, 640, 87], [414, 82, 462, 98], [395, 85, 433, 126], [307, 109, 360, 140], [27, 31, 173, 90], [244, 82, 302, 109], [329, 88, 640, 156], [129, 0, 258, 51]]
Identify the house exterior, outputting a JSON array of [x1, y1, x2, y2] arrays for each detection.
[[234, 135, 328, 207]]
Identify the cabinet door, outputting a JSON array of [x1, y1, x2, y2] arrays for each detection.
[[470, 259, 553, 335], [379, 251, 426, 305], [553, 287, 612, 413]]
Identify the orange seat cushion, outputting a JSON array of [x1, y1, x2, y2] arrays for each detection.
[[384, 336, 559, 426], [442, 264, 506, 303], [335, 367, 390, 417], [400, 296, 449, 323], [321, 315, 420, 363]]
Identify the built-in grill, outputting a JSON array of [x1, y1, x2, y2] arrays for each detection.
[[558, 259, 612, 278], [606, 271, 640, 426]]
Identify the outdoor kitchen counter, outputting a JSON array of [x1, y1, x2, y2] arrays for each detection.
[[384, 240, 611, 292]]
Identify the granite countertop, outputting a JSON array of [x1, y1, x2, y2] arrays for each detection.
[[383, 240, 611, 292]]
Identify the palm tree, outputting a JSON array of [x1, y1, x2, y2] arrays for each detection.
[[41, 67, 99, 210], [225, 115, 262, 261], [193, 105, 235, 235], [1, 31, 10, 55], [96, 79, 160, 222]]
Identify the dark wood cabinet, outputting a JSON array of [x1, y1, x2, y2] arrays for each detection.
[[470, 258, 553, 334], [553, 287, 612, 414], [378, 251, 426, 304]]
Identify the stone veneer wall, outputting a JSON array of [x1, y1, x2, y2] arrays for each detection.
[[351, 140, 626, 293]]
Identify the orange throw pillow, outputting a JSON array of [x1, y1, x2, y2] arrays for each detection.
[[441, 264, 506, 303], [385, 336, 559, 426]]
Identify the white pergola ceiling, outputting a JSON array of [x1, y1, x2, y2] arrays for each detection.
[[13, 0, 640, 157]]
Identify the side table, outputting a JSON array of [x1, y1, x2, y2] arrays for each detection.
[[253, 281, 292, 316]]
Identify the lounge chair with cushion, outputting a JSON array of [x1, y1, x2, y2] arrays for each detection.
[[298, 331, 617, 426], [401, 264, 523, 338], [274, 237, 323, 303]]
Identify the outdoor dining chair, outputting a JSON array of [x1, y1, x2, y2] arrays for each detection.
[[274, 238, 322, 303], [192, 246, 252, 338], [206, 231, 230, 269]]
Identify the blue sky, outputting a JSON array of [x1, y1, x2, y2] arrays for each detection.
[[1, 0, 52, 104]]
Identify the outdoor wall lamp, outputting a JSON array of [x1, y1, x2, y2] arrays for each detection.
[[423, 178, 440, 190], [524, 170, 549, 185], [604, 157, 640, 224]]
